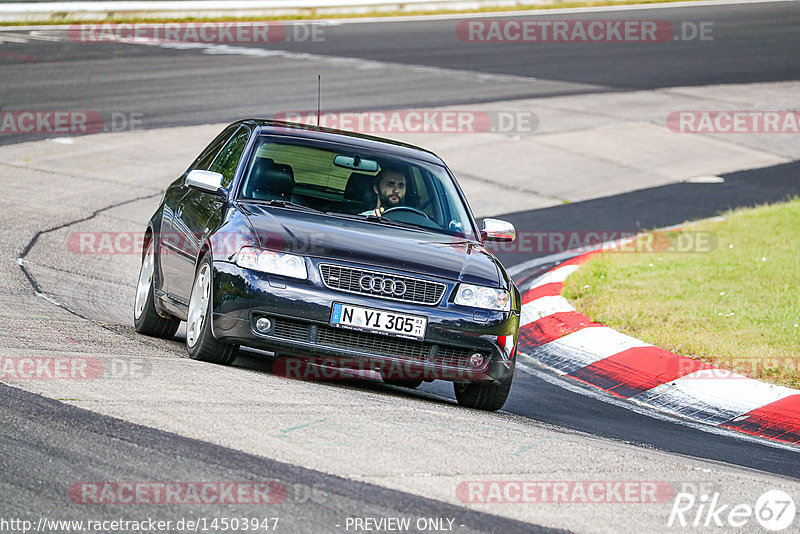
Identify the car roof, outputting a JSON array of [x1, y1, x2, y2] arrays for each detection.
[[238, 119, 447, 166]]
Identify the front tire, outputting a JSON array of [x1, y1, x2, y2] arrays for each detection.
[[186, 255, 238, 365], [134, 238, 180, 339], [453, 361, 514, 411]]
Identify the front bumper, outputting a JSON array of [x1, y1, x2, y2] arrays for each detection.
[[209, 260, 519, 384]]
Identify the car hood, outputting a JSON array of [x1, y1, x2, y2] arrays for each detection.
[[240, 204, 501, 286]]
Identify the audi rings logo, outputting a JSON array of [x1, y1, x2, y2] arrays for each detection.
[[359, 275, 407, 296]]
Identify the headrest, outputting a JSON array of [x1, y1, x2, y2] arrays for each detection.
[[344, 172, 377, 201], [251, 158, 295, 196]]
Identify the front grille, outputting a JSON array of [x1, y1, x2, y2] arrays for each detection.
[[271, 317, 309, 341], [263, 316, 479, 369], [319, 264, 446, 305], [435, 345, 473, 368], [317, 325, 429, 361]]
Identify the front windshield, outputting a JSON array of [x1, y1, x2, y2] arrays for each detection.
[[237, 136, 477, 240]]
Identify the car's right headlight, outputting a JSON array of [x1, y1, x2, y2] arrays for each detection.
[[454, 283, 511, 312], [235, 247, 308, 280]]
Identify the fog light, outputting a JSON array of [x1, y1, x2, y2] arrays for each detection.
[[255, 317, 272, 333], [469, 353, 485, 368]]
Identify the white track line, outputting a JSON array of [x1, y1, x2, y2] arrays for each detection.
[[515, 355, 800, 453]]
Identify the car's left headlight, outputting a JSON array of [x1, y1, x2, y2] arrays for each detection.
[[235, 247, 308, 280], [454, 283, 511, 311]]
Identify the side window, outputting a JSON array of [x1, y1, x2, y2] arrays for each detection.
[[190, 125, 239, 172], [208, 126, 250, 187], [412, 168, 442, 224]]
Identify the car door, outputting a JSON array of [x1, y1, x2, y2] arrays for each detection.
[[159, 125, 238, 301], [168, 125, 251, 304]]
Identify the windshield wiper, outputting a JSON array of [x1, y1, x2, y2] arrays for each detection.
[[328, 212, 427, 231], [245, 199, 324, 214]]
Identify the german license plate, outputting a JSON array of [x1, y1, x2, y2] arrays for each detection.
[[330, 303, 427, 340]]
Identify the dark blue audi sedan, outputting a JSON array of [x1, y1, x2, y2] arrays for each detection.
[[134, 120, 520, 410]]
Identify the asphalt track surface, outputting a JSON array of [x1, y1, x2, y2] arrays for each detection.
[[0, 384, 554, 533], [1, 1, 799, 145], [440, 162, 800, 478], [254, 3, 800, 89], [2, 2, 800, 531], [492, 160, 800, 269]]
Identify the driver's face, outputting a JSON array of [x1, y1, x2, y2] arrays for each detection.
[[374, 171, 406, 208]]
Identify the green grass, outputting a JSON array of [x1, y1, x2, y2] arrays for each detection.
[[563, 198, 800, 388], [1, 0, 697, 26]]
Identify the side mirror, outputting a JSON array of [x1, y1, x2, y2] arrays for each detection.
[[185, 170, 225, 196], [481, 218, 516, 242]]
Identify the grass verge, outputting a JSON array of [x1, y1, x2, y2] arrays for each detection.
[[563, 198, 800, 388], [2, 0, 698, 26]]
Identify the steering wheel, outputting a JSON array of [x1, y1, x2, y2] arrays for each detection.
[[382, 206, 431, 219]]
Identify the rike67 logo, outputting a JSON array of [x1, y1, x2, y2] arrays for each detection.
[[668, 489, 796, 530]]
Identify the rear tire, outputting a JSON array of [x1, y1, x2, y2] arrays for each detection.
[[186, 254, 238, 365], [134, 237, 180, 339], [453, 361, 514, 411]]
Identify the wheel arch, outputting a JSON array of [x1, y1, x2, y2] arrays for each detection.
[[195, 241, 213, 272], [140, 226, 154, 261]]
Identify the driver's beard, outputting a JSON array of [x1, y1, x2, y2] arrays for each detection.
[[379, 192, 403, 208]]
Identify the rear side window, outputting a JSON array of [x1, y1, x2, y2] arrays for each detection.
[[208, 126, 250, 187]]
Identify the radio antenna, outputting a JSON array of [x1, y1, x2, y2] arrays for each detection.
[[316, 74, 321, 127]]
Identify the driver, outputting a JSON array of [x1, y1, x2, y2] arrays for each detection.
[[361, 167, 406, 216]]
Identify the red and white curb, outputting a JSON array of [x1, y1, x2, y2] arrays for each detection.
[[516, 252, 800, 447]]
